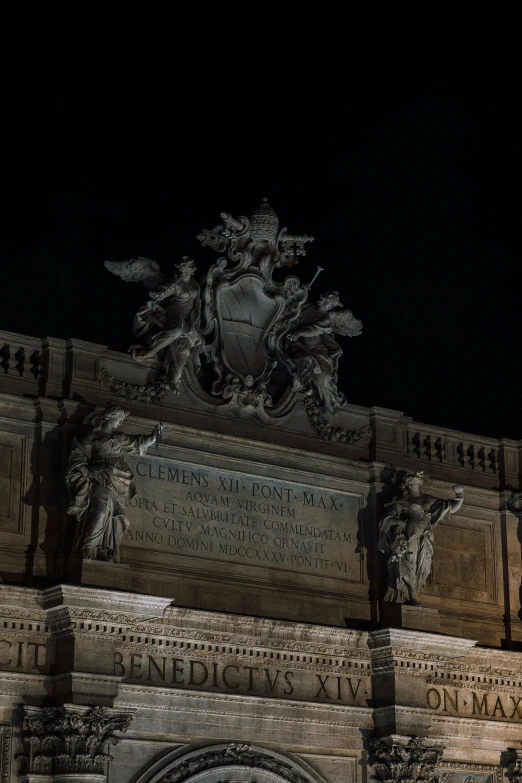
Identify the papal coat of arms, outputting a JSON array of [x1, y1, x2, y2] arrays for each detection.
[[104, 199, 368, 440]]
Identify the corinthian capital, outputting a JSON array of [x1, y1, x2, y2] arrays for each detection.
[[369, 735, 444, 783], [502, 749, 522, 783], [19, 704, 133, 776]]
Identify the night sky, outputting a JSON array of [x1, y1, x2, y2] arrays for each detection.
[[2, 62, 520, 440]]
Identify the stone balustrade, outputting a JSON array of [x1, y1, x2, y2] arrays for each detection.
[[0, 329, 521, 490], [0, 330, 42, 389]]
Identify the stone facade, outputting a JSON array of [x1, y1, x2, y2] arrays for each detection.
[[1, 314, 522, 782]]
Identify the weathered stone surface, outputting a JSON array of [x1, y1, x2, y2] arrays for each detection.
[[381, 604, 441, 633], [0, 328, 521, 638], [0, 585, 521, 782], [1, 298, 522, 783], [123, 454, 363, 582], [369, 735, 444, 783]]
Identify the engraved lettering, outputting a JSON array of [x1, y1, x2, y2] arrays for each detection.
[[127, 460, 359, 579], [189, 660, 208, 686], [222, 665, 240, 689], [346, 677, 361, 701], [113, 651, 125, 677], [130, 653, 142, 679], [244, 666, 258, 691], [0, 640, 11, 666], [172, 659, 184, 684], [27, 642, 45, 669], [315, 674, 331, 698], [147, 655, 166, 682], [472, 692, 489, 715], [264, 669, 281, 694], [443, 689, 459, 713], [427, 688, 442, 709]]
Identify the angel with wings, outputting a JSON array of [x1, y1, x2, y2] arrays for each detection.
[[282, 290, 362, 413], [105, 256, 203, 393]]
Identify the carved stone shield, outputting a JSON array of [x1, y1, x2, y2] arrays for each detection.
[[216, 275, 283, 383]]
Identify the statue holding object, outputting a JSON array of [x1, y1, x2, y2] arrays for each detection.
[[103, 199, 367, 436], [66, 403, 162, 562], [105, 255, 203, 394], [280, 289, 362, 414], [378, 470, 464, 605]]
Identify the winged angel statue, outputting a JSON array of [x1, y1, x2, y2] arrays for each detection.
[[282, 290, 362, 413], [105, 255, 203, 393], [103, 199, 364, 425]]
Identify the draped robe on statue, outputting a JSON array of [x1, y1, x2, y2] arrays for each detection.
[[66, 431, 150, 562], [133, 278, 202, 387], [378, 493, 455, 604], [284, 304, 343, 412]]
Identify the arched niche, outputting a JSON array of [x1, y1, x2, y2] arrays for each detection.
[[130, 742, 327, 783]]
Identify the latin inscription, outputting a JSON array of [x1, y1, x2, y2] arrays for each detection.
[[0, 639, 47, 670], [113, 650, 369, 704], [123, 458, 362, 580], [427, 685, 522, 722]]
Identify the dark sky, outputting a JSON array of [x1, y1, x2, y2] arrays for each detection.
[[2, 58, 520, 440]]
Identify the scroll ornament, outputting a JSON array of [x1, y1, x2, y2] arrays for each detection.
[[104, 198, 365, 434]]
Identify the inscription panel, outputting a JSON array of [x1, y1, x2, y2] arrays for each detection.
[[432, 525, 487, 590], [113, 648, 371, 705], [122, 456, 363, 582], [0, 434, 24, 534], [425, 516, 495, 603]]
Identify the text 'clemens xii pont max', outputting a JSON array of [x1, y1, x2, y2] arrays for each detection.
[[123, 458, 363, 579]]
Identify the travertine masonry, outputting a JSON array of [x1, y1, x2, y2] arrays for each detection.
[[1, 326, 522, 782]]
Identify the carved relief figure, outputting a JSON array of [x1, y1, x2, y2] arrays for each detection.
[[378, 471, 464, 605], [105, 256, 203, 393], [281, 291, 362, 413], [66, 403, 162, 562], [102, 200, 365, 435]]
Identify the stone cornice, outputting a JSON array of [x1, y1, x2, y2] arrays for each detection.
[[368, 629, 478, 656], [118, 682, 374, 720], [5, 586, 522, 684], [40, 585, 173, 615]]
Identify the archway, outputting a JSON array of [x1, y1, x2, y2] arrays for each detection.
[[131, 742, 327, 783]]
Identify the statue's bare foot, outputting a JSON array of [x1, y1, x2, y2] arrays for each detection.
[[406, 598, 421, 607]]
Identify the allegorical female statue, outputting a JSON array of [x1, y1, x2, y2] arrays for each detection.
[[283, 291, 362, 413], [66, 403, 162, 562], [378, 471, 464, 605], [105, 256, 203, 393]]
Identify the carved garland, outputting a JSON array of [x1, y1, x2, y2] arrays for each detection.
[[159, 743, 310, 783], [303, 393, 372, 445], [100, 368, 166, 405]]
